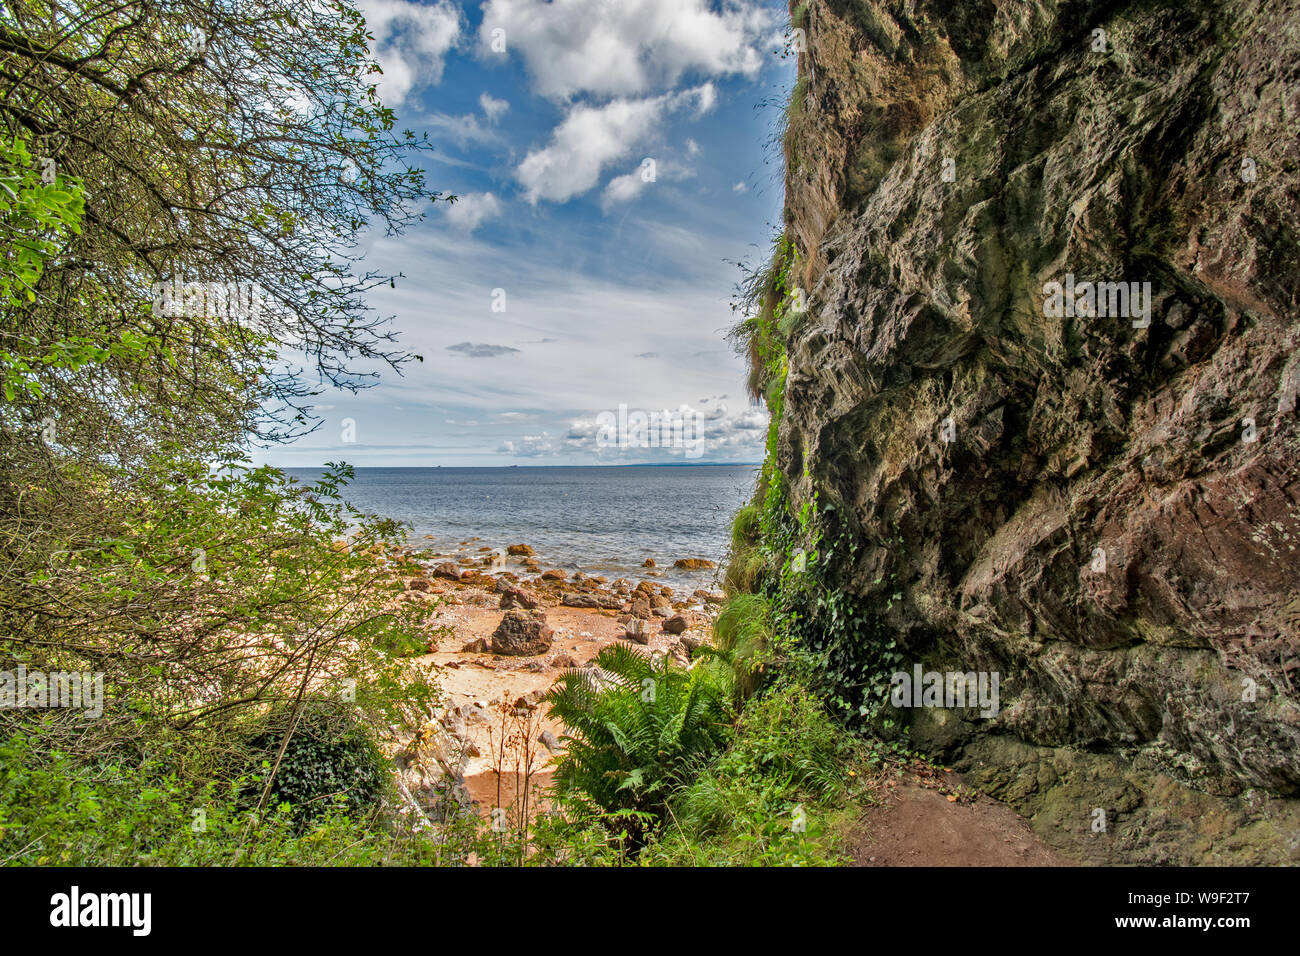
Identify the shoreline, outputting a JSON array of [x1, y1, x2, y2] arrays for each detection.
[[367, 535, 725, 821]]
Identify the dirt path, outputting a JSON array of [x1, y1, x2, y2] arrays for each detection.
[[848, 767, 1071, 866]]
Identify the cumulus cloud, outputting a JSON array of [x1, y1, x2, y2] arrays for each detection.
[[443, 192, 504, 232], [479, 92, 510, 122], [517, 86, 713, 204], [601, 156, 694, 210], [357, 0, 461, 106], [732, 181, 748, 193], [447, 341, 519, 357], [506, 402, 768, 461], [478, 0, 771, 101]]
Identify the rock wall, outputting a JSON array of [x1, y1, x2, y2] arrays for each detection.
[[779, 0, 1300, 863]]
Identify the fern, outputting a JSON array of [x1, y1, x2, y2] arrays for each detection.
[[544, 644, 734, 841]]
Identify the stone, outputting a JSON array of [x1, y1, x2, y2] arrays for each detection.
[[672, 558, 715, 570], [680, 634, 705, 658], [662, 614, 689, 635], [540, 568, 566, 580], [431, 562, 461, 580], [460, 637, 491, 653], [642, 558, 656, 567], [499, 585, 541, 610], [506, 543, 535, 556], [490, 609, 553, 656], [562, 591, 622, 610], [407, 578, 432, 592]]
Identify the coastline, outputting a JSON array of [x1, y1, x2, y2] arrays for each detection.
[[367, 534, 725, 821]]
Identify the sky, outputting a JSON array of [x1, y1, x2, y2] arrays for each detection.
[[253, 0, 795, 468]]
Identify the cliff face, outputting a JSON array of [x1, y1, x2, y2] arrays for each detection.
[[779, 0, 1300, 863]]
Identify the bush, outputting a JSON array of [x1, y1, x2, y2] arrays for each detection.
[[544, 643, 734, 840], [0, 722, 440, 866], [246, 703, 388, 823], [639, 682, 865, 866]]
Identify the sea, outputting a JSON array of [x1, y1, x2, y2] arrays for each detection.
[[285, 465, 759, 591]]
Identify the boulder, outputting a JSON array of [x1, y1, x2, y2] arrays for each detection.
[[499, 585, 541, 610], [490, 609, 553, 656], [407, 578, 432, 592], [622, 618, 650, 645], [460, 637, 491, 653], [672, 558, 716, 570], [629, 594, 653, 619], [432, 562, 461, 580], [563, 591, 622, 610], [541, 568, 567, 581], [662, 613, 690, 635], [506, 543, 535, 556], [641, 558, 656, 567]]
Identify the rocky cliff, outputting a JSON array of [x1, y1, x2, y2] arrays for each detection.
[[775, 0, 1300, 863]]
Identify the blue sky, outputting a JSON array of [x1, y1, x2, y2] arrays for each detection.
[[254, 0, 794, 467]]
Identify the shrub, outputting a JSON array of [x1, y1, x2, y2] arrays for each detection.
[[246, 703, 388, 823], [544, 643, 733, 840]]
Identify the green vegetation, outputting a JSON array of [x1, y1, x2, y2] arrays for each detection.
[[0, 0, 887, 868], [0, 0, 460, 866], [545, 643, 733, 843]]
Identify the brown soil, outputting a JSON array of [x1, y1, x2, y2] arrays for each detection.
[[848, 767, 1071, 866]]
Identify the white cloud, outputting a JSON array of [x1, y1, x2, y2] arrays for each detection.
[[602, 169, 653, 207], [443, 192, 504, 232], [732, 181, 748, 193], [685, 138, 700, 156], [358, 0, 461, 106], [422, 111, 501, 147], [479, 92, 510, 122], [516, 86, 711, 204], [478, 0, 772, 101], [601, 157, 695, 210]]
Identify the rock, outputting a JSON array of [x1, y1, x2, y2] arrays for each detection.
[[541, 568, 566, 581], [767, 0, 1300, 865], [499, 585, 541, 610], [680, 634, 705, 659], [672, 558, 715, 570], [562, 591, 622, 610], [629, 594, 653, 619], [662, 614, 689, 635], [432, 562, 461, 580], [538, 730, 563, 753], [490, 609, 553, 656], [407, 578, 432, 592], [506, 543, 535, 556], [458, 569, 481, 583], [650, 593, 671, 609], [652, 607, 672, 619], [552, 653, 578, 669], [623, 618, 650, 644], [641, 558, 656, 567], [460, 637, 491, 653], [512, 689, 546, 710]]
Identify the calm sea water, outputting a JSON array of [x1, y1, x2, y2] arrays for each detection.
[[286, 465, 759, 590]]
